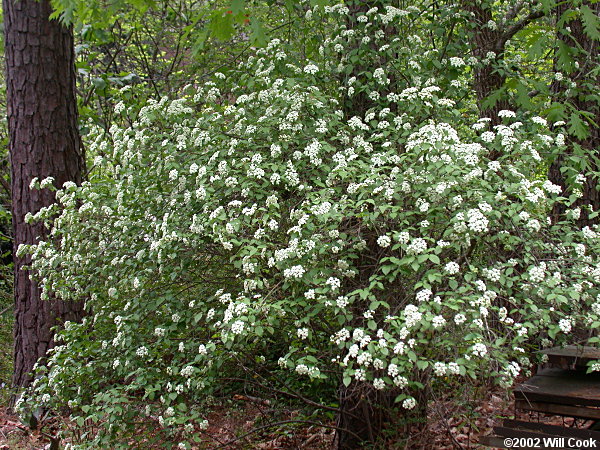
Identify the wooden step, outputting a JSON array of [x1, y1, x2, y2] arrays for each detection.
[[514, 368, 600, 407], [503, 419, 600, 440], [539, 346, 600, 370], [479, 420, 600, 449]]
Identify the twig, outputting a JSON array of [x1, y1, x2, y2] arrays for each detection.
[[214, 419, 359, 449], [430, 394, 465, 450]]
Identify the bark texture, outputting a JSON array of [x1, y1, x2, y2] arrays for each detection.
[[4, 0, 85, 388], [463, 1, 510, 125], [462, 1, 543, 126]]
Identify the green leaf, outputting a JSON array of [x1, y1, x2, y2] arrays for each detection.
[[556, 40, 575, 72], [249, 18, 268, 47], [581, 5, 600, 41], [91, 77, 106, 90], [514, 80, 533, 109], [545, 102, 567, 123], [568, 112, 589, 140], [416, 360, 429, 370], [481, 86, 507, 111], [231, 0, 246, 15], [192, 29, 209, 55], [540, 0, 556, 13], [527, 32, 548, 60], [343, 376, 351, 387], [209, 10, 235, 41]]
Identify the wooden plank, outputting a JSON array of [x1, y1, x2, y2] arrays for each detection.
[[494, 425, 570, 440], [515, 399, 600, 420], [503, 419, 600, 440], [479, 435, 513, 449], [539, 346, 600, 370], [514, 368, 600, 407]]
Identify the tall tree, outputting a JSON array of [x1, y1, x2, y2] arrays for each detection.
[[4, 0, 85, 388]]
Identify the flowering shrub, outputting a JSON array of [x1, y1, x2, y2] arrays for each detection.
[[18, 3, 600, 447]]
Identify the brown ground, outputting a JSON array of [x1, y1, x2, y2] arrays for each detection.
[[0, 390, 591, 449]]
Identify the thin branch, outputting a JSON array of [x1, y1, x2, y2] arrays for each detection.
[[496, 9, 545, 52], [503, 0, 527, 24], [214, 419, 359, 449]]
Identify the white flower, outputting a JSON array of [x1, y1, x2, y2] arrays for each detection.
[[336, 296, 349, 308], [433, 362, 447, 376], [377, 235, 391, 248], [454, 313, 466, 325], [326, 277, 341, 291], [181, 366, 194, 377], [303, 64, 319, 74], [406, 238, 427, 254], [416, 289, 432, 302], [373, 378, 385, 390], [498, 110, 516, 119], [404, 304, 422, 328], [284, 265, 305, 279], [447, 362, 460, 374], [481, 131, 495, 142], [40, 177, 55, 189], [397, 231, 410, 244], [295, 364, 309, 375], [432, 315, 446, 328], [531, 116, 547, 126], [402, 397, 416, 410], [449, 57, 465, 67], [471, 343, 487, 357], [297, 328, 309, 339], [558, 318, 572, 334], [529, 263, 546, 283], [467, 208, 489, 233], [444, 262, 460, 275], [136, 346, 149, 357], [231, 320, 245, 335]]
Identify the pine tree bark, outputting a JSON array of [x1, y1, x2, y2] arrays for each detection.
[[4, 0, 86, 388], [462, 1, 510, 126]]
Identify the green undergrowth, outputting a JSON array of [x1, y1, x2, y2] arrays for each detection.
[[0, 263, 13, 405]]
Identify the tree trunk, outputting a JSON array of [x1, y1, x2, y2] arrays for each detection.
[[335, 382, 396, 449], [462, 1, 510, 126], [549, 2, 600, 226], [4, 0, 86, 389]]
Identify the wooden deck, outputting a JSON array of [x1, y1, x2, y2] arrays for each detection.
[[480, 345, 600, 447]]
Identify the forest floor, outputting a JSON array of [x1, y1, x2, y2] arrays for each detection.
[[0, 387, 514, 449], [0, 307, 584, 449], [1, 380, 592, 449]]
